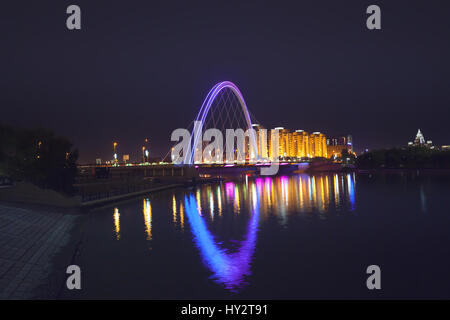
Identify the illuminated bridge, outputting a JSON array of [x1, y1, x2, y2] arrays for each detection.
[[189, 81, 259, 164], [167, 81, 265, 165]]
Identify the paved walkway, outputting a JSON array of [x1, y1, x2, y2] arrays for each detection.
[[0, 204, 80, 299]]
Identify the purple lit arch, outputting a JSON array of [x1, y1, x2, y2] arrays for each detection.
[[190, 81, 257, 163]]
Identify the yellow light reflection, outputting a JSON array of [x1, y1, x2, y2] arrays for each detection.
[[113, 207, 120, 240], [234, 186, 240, 213], [172, 195, 177, 223], [217, 186, 222, 216], [311, 176, 317, 204], [179, 202, 184, 230], [324, 175, 330, 210], [334, 174, 340, 207], [319, 176, 325, 212], [196, 189, 202, 215], [181, 174, 355, 224], [265, 179, 272, 213], [258, 175, 339, 217], [298, 177, 304, 209], [143, 198, 152, 240]]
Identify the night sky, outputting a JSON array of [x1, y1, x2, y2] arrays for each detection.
[[2, 0, 450, 163]]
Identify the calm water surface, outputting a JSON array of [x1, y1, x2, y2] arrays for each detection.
[[64, 173, 450, 299]]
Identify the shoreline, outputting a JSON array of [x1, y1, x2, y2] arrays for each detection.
[[0, 178, 222, 211], [357, 168, 450, 175]]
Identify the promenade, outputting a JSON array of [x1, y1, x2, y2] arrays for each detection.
[[0, 204, 81, 299]]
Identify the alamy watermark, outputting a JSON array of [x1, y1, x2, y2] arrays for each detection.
[[66, 265, 81, 290], [366, 265, 381, 290], [65, 4, 381, 31], [170, 122, 280, 175]]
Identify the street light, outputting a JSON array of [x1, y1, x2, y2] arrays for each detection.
[[113, 142, 118, 164], [143, 138, 150, 163]]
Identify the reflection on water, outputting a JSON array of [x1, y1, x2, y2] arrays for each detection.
[[183, 186, 260, 292], [172, 173, 356, 291], [217, 186, 222, 216], [172, 195, 177, 223], [209, 173, 356, 219], [347, 173, 356, 211], [80, 172, 450, 299], [111, 173, 357, 290], [179, 201, 185, 230], [113, 208, 120, 240], [143, 198, 152, 240], [196, 189, 202, 215]]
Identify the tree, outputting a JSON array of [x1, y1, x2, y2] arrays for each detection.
[[0, 124, 78, 194], [356, 147, 450, 170]]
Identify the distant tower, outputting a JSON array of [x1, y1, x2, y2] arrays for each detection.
[[414, 129, 426, 145]]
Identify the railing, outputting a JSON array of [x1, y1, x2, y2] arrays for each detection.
[[78, 180, 158, 203]]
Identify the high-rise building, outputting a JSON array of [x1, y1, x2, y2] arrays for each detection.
[[261, 126, 334, 160], [266, 128, 328, 159], [310, 132, 327, 158], [293, 130, 310, 158], [288, 131, 297, 157], [268, 127, 290, 160], [252, 124, 268, 160], [278, 128, 291, 157]]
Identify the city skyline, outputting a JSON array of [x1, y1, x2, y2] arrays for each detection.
[[2, 1, 450, 163]]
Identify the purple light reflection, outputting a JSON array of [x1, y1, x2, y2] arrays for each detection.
[[184, 191, 260, 292]]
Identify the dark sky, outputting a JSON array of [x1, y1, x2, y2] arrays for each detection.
[[2, 0, 450, 163]]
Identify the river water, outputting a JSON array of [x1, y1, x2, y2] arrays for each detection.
[[63, 172, 450, 299]]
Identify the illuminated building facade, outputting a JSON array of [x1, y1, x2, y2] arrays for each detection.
[[278, 128, 292, 157], [292, 130, 310, 158], [267, 128, 328, 159], [252, 124, 268, 159], [327, 135, 353, 158], [267, 127, 291, 160], [309, 132, 328, 158]]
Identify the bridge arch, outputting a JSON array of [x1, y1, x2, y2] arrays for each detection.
[[190, 81, 258, 163]]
